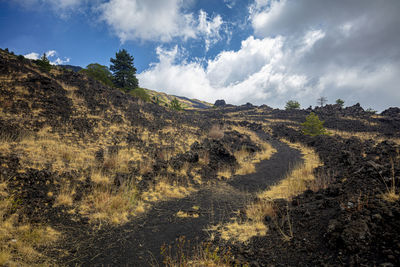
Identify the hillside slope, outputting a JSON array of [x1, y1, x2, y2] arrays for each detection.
[[0, 49, 273, 265], [144, 88, 213, 109], [1, 48, 400, 266]]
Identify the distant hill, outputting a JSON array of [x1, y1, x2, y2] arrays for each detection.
[[144, 88, 212, 109], [59, 64, 83, 72]]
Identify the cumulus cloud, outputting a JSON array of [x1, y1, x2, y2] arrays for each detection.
[[139, 0, 400, 111], [99, 0, 225, 46], [139, 34, 319, 107], [197, 10, 223, 51], [24, 50, 70, 65], [24, 52, 40, 60], [244, 0, 400, 110]]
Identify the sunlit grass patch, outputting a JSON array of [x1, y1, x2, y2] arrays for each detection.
[[0, 178, 60, 266], [258, 140, 322, 200], [53, 182, 75, 207], [141, 179, 196, 202], [79, 180, 139, 225]]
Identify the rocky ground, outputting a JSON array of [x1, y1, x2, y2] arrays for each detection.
[[0, 49, 399, 266]]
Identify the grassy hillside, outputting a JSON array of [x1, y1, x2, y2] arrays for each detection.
[[144, 88, 213, 109]]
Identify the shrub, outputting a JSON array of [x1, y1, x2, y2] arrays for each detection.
[[208, 124, 224, 139], [301, 112, 328, 136], [285, 100, 300, 110], [34, 53, 51, 72], [169, 98, 184, 111], [366, 108, 377, 114], [79, 63, 114, 87], [129, 88, 151, 102], [335, 98, 344, 108]]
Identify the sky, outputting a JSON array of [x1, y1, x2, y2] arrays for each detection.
[[1, 0, 400, 111]]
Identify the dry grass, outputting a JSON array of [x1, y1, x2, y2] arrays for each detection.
[[213, 220, 267, 244], [258, 139, 322, 200], [79, 180, 139, 225], [212, 199, 275, 243], [90, 171, 111, 185], [141, 179, 196, 202], [53, 183, 75, 207], [161, 237, 238, 267], [381, 159, 399, 202], [0, 178, 59, 266], [208, 125, 224, 140], [215, 139, 321, 243], [176, 211, 199, 218], [229, 126, 276, 177], [329, 129, 400, 145], [343, 116, 379, 127], [217, 168, 233, 180]]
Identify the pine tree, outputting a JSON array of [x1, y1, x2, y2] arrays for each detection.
[[285, 100, 300, 110], [35, 53, 52, 72], [110, 49, 138, 90], [301, 113, 328, 136], [335, 99, 344, 108]]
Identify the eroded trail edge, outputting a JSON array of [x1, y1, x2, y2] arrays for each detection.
[[77, 137, 302, 266]]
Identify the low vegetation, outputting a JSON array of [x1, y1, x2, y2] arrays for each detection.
[[285, 100, 300, 110], [214, 139, 322, 243], [301, 112, 328, 136], [0, 176, 60, 266]]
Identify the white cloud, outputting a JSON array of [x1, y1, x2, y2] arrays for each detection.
[[139, 34, 318, 107], [24, 50, 70, 65], [24, 52, 40, 60], [99, 0, 225, 46], [45, 50, 57, 57], [197, 10, 223, 51], [244, 0, 400, 110], [51, 57, 70, 65], [223, 0, 236, 9]]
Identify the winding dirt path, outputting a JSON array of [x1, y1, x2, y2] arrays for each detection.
[[71, 137, 302, 266]]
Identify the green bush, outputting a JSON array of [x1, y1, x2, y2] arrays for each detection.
[[285, 100, 300, 110], [301, 113, 328, 136], [128, 88, 151, 102], [169, 98, 184, 111], [34, 53, 51, 72], [335, 99, 344, 108], [366, 108, 377, 114], [79, 63, 114, 87]]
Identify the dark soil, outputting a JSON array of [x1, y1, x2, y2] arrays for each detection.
[[57, 137, 302, 266]]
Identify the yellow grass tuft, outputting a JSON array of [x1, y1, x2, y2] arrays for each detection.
[[80, 180, 139, 225], [141, 180, 196, 202], [215, 220, 267, 243], [54, 183, 75, 207], [1, 178, 60, 265], [215, 139, 321, 243], [217, 168, 233, 180], [176, 211, 199, 218], [329, 129, 400, 145], [229, 126, 277, 177], [381, 159, 399, 202], [208, 125, 225, 140], [258, 139, 322, 200], [91, 171, 111, 185]]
